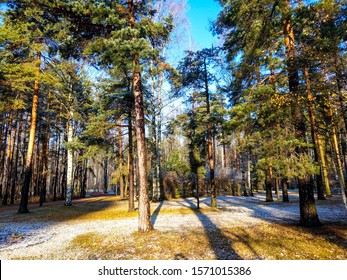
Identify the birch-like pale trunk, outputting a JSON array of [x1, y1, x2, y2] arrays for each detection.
[[64, 118, 74, 206]]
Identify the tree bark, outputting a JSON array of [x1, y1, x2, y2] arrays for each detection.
[[282, 0, 320, 226], [128, 108, 135, 212], [327, 97, 347, 209], [118, 114, 125, 199], [11, 115, 22, 204], [265, 166, 274, 202], [39, 121, 49, 207], [282, 177, 289, 202], [64, 118, 74, 206], [304, 67, 328, 199], [299, 176, 321, 227], [128, 0, 152, 231], [204, 57, 216, 208], [18, 53, 40, 213]]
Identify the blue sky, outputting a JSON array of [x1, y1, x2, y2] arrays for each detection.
[[187, 0, 222, 50]]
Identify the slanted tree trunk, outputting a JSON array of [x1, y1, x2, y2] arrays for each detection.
[[304, 67, 328, 199], [327, 97, 347, 209], [18, 53, 40, 213]]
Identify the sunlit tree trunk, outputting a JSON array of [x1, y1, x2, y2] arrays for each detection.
[[327, 96, 347, 209], [18, 53, 41, 213], [128, 0, 153, 232], [304, 67, 329, 199]]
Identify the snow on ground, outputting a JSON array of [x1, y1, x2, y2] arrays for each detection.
[[0, 193, 346, 259]]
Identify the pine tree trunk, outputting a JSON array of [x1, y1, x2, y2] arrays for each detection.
[[334, 53, 347, 134], [11, 116, 22, 204], [282, 1, 320, 226], [299, 176, 321, 227], [265, 166, 274, 202], [133, 69, 152, 231], [304, 67, 327, 200], [204, 57, 216, 208], [103, 157, 108, 193], [156, 69, 165, 201], [282, 177, 289, 202], [128, 108, 135, 212], [39, 122, 49, 207], [118, 115, 124, 199], [327, 98, 347, 209], [128, 0, 152, 231], [247, 148, 253, 196], [18, 53, 40, 213], [53, 133, 61, 201], [3, 112, 15, 206]]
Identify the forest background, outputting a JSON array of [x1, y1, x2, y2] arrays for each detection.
[[0, 0, 346, 233]]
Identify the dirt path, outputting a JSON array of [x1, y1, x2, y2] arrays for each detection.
[[0, 193, 346, 259]]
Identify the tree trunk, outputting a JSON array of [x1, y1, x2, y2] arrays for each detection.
[[282, 177, 289, 202], [11, 115, 22, 204], [327, 97, 347, 209], [118, 115, 124, 199], [3, 112, 15, 206], [39, 122, 49, 207], [299, 176, 321, 227], [265, 166, 274, 202], [128, 0, 152, 231], [204, 57, 216, 208], [304, 67, 328, 200], [128, 108, 135, 212], [64, 119, 74, 206], [18, 53, 40, 213], [103, 157, 108, 193], [282, 1, 320, 226], [53, 133, 61, 201]]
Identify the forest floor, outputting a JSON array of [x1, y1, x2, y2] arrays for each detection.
[[0, 191, 346, 260]]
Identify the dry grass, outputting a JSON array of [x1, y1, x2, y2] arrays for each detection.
[[2, 195, 346, 260], [0, 196, 213, 224], [66, 223, 347, 260]]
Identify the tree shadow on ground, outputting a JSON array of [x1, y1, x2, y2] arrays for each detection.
[[216, 195, 347, 254], [181, 198, 242, 260], [0, 195, 132, 249], [151, 200, 164, 226]]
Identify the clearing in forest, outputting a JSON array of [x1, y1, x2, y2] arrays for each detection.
[[0, 192, 346, 260]]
